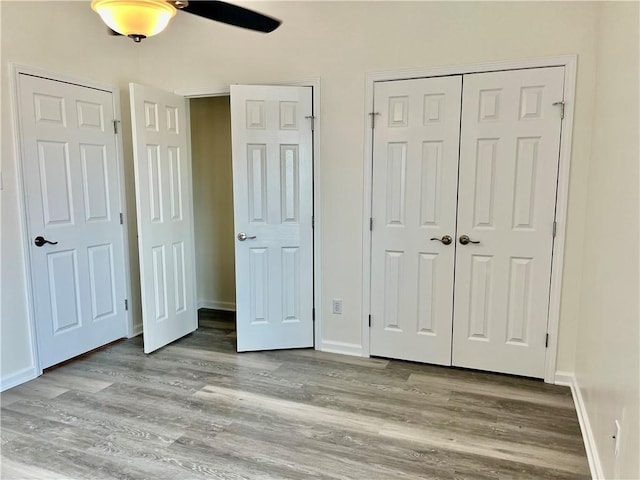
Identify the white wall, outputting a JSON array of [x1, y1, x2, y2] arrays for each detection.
[[190, 97, 236, 311], [574, 2, 639, 478], [2, 2, 600, 383]]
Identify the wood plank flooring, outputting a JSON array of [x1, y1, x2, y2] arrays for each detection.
[[1, 310, 589, 479]]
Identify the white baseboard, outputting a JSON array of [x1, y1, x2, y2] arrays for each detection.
[[555, 370, 603, 480], [198, 300, 236, 312], [553, 371, 574, 387], [318, 340, 364, 357], [130, 323, 143, 337], [0, 366, 38, 392]]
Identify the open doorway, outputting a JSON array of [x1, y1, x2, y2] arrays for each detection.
[[190, 96, 237, 313]]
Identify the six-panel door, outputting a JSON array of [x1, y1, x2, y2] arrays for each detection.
[[129, 84, 197, 354], [370, 76, 462, 365], [18, 74, 128, 368], [452, 67, 564, 378], [231, 85, 314, 352]]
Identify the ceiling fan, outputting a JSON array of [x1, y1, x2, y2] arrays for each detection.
[[91, 0, 281, 43]]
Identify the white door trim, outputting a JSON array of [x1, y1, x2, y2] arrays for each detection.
[[176, 79, 323, 349], [9, 64, 134, 377], [362, 56, 577, 383]]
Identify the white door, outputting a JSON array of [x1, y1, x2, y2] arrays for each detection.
[[370, 76, 462, 364], [452, 67, 564, 377], [130, 84, 197, 353], [230, 85, 314, 352], [17, 74, 128, 368]]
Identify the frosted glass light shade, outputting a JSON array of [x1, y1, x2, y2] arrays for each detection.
[[91, 0, 176, 38]]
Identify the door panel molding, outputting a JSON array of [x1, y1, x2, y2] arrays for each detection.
[[9, 63, 133, 380], [363, 56, 577, 383]]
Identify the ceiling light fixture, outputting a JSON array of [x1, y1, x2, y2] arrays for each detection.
[[91, 0, 177, 43]]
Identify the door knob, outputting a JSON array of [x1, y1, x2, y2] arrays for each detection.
[[237, 232, 256, 241], [459, 234, 480, 245], [430, 235, 452, 245], [34, 236, 58, 247]]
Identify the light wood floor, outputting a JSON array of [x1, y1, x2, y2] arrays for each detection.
[[1, 310, 589, 479]]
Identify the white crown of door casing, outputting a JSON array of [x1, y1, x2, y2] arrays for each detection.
[[361, 56, 577, 384]]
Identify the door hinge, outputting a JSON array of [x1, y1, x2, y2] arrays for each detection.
[[368, 314, 372, 327], [369, 217, 373, 231], [305, 115, 316, 131], [125, 299, 129, 311], [312, 215, 315, 229], [113, 119, 120, 134], [312, 307, 315, 321], [552, 101, 565, 119], [545, 333, 549, 348], [120, 212, 124, 225], [369, 112, 380, 129], [552, 221, 557, 238]]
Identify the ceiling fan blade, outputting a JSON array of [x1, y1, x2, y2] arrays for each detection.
[[179, 1, 281, 33], [108, 27, 123, 36]]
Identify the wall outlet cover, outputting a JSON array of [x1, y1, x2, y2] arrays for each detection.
[[332, 299, 342, 315]]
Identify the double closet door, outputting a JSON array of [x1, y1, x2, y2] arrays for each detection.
[[370, 67, 564, 378]]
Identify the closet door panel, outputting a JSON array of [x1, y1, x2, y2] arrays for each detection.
[[452, 67, 564, 378], [370, 76, 462, 365]]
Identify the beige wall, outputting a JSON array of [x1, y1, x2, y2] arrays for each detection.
[[1, 2, 600, 382], [190, 97, 236, 310], [574, 2, 639, 478]]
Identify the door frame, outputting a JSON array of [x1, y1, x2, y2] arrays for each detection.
[[176, 79, 323, 348], [361, 56, 577, 383], [9, 63, 134, 379]]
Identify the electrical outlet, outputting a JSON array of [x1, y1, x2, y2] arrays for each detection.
[[614, 420, 621, 457], [332, 299, 343, 315]]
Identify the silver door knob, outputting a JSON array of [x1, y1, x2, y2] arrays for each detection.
[[459, 234, 480, 245], [430, 235, 452, 245], [237, 232, 256, 241]]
